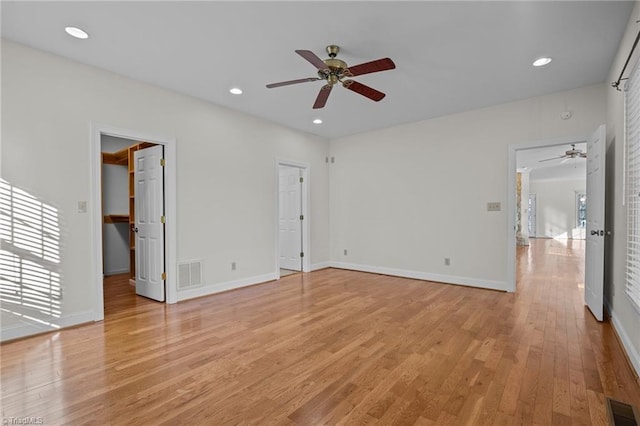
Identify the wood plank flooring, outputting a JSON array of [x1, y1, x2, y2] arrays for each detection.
[[2, 238, 640, 424]]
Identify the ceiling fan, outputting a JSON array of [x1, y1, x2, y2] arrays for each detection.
[[266, 45, 395, 109], [538, 144, 587, 163]]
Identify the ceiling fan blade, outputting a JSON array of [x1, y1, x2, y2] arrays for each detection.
[[296, 50, 329, 70], [313, 84, 333, 109], [538, 155, 565, 163], [345, 58, 395, 77], [266, 77, 321, 88], [342, 80, 386, 102]]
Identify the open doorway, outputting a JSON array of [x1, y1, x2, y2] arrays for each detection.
[[91, 124, 177, 322], [101, 136, 135, 281], [101, 136, 165, 309], [507, 126, 606, 321], [276, 160, 310, 278], [507, 134, 589, 292]]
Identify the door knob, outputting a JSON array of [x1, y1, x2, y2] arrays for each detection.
[[590, 230, 598, 235]]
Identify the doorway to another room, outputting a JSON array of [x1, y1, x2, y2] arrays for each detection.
[[91, 124, 177, 321], [277, 161, 310, 278], [101, 136, 166, 308], [508, 125, 606, 322]]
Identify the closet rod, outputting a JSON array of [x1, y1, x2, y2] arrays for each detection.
[[612, 21, 640, 91]]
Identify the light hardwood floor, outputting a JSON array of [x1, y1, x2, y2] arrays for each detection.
[[2, 238, 640, 425]]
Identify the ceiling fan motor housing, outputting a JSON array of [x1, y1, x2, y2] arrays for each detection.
[[320, 59, 348, 85]]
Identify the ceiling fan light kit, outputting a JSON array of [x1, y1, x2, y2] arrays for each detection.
[[266, 45, 396, 109]]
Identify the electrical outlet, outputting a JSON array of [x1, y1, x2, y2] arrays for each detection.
[[344, 249, 348, 256], [444, 258, 451, 266], [77, 201, 87, 213], [487, 202, 501, 212], [231, 262, 236, 271]]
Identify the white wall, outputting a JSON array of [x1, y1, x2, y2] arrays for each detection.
[[101, 135, 132, 275], [329, 84, 605, 291], [529, 178, 585, 239], [1, 40, 330, 340], [605, 0, 640, 376]]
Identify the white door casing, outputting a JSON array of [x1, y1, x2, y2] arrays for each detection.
[[279, 165, 302, 271], [134, 145, 165, 301], [585, 124, 606, 321]]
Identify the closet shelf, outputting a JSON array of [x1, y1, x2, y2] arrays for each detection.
[[104, 214, 129, 224], [102, 148, 129, 166]]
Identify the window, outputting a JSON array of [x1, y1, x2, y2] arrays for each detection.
[[626, 59, 640, 311], [527, 194, 536, 237], [576, 193, 586, 229]]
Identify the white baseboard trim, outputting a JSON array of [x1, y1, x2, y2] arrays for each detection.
[[177, 272, 278, 302], [609, 312, 640, 378], [1, 310, 95, 342], [330, 262, 508, 292], [311, 261, 331, 271]]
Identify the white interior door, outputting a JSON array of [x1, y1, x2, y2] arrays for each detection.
[[279, 166, 302, 271], [134, 145, 165, 301], [585, 124, 606, 321]]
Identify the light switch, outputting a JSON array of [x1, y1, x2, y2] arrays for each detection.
[[487, 202, 501, 212]]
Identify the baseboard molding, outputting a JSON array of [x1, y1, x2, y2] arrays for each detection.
[[330, 262, 508, 292], [609, 312, 640, 379], [311, 261, 331, 271], [1, 310, 95, 342], [177, 272, 278, 302]]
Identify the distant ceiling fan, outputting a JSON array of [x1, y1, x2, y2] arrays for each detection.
[[266, 45, 396, 109], [538, 144, 587, 163]]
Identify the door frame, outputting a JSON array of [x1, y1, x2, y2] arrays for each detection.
[[275, 159, 310, 277], [90, 123, 177, 321], [507, 134, 588, 292]]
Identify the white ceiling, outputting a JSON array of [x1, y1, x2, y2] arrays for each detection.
[[1, 1, 633, 139]]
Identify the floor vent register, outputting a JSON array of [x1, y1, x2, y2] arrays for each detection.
[[607, 397, 639, 426]]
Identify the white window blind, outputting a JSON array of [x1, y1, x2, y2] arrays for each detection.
[[626, 59, 640, 311]]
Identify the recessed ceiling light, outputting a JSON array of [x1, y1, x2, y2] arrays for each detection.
[[229, 88, 243, 95], [65, 26, 89, 39], [533, 57, 552, 67], [313, 119, 323, 124]]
